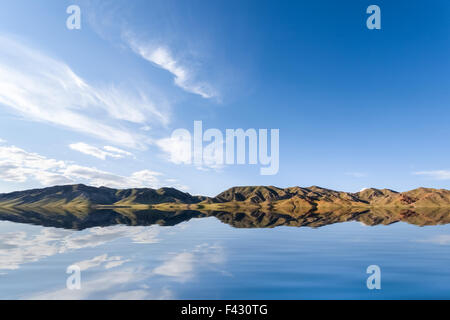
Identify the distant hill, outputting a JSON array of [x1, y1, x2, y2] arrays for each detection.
[[1, 184, 450, 209], [215, 185, 365, 208], [0, 184, 206, 208], [214, 185, 450, 208]]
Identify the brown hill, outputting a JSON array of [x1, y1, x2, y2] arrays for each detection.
[[213, 186, 450, 209], [1, 184, 450, 209], [215, 186, 291, 203]]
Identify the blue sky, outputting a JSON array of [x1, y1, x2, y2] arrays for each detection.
[[0, 0, 449, 196]]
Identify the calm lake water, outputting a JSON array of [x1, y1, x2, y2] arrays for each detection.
[[0, 209, 450, 300]]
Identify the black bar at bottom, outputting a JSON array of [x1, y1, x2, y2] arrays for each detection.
[[0, 300, 447, 318]]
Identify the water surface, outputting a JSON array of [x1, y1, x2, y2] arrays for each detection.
[[0, 208, 449, 299]]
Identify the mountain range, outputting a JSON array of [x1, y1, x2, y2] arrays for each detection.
[[1, 184, 450, 210]]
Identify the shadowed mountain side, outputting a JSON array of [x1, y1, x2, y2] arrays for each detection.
[[0, 206, 449, 230], [0, 184, 207, 208]]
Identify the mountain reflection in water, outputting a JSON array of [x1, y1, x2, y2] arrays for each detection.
[[0, 206, 449, 230]]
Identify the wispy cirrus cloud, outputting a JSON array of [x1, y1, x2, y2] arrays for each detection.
[[103, 146, 133, 157], [69, 142, 133, 160], [0, 34, 170, 149], [413, 170, 450, 180], [125, 34, 218, 99]]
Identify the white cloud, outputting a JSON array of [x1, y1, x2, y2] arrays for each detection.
[[153, 252, 194, 281], [156, 134, 192, 165], [28, 267, 154, 300], [70, 142, 133, 160], [75, 254, 129, 271], [31, 171, 73, 186], [0, 35, 170, 148], [0, 145, 65, 171], [63, 226, 160, 249], [0, 143, 163, 188], [0, 138, 5, 144], [24, 242, 223, 299], [70, 143, 118, 160], [103, 146, 133, 157], [164, 178, 189, 192], [105, 259, 129, 270], [28, 266, 176, 300], [0, 225, 160, 271], [153, 244, 225, 282], [413, 170, 450, 180], [63, 165, 162, 189], [126, 36, 217, 99], [0, 145, 69, 184], [17, 239, 223, 299]]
